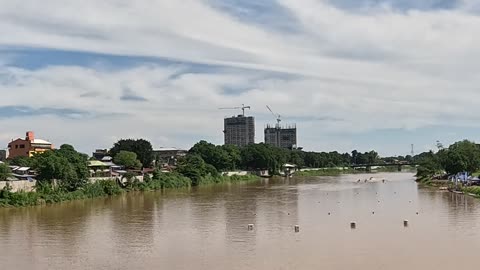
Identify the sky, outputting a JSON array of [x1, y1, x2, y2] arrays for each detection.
[[1, 0, 480, 157]]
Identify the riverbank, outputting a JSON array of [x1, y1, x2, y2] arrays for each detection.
[[295, 168, 354, 177], [0, 173, 260, 207], [416, 176, 480, 199], [295, 166, 415, 177]]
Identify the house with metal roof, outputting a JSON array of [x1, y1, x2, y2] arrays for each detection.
[[7, 131, 54, 159]]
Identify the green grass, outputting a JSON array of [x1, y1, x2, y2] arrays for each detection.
[[462, 186, 480, 196], [0, 180, 124, 207]]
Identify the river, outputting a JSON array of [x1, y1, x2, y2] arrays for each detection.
[[1, 173, 480, 270]]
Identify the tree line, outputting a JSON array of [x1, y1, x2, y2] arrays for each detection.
[[415, 140, 480, 178], [0, 138, 394, 191]]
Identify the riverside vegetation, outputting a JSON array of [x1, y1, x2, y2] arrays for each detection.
[[415, 139, 480, 197], [0, 138, 421, 207]]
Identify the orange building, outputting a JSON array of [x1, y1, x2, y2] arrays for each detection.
[[7, 131, 54, 159]]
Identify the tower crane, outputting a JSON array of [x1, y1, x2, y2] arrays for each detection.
[[219, 104, 251, 116], [266, 105, 281, 127]]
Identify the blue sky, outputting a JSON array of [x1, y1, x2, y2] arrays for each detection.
[[1, 0, 480, 156]]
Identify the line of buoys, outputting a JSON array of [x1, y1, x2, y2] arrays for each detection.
[[255, 219, 413, 233]]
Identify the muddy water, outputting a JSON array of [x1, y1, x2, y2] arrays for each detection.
[[1, 173, 480, 270]]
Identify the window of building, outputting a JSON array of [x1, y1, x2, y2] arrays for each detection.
[[20, 144, 25, 149], [15, 145, 18, 149]]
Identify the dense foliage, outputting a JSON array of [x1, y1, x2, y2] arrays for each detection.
[[109, 139, 153, 168], [114, 151, 142, 169], [0, 163, 11, 181], [416, 140, 480, 178], [33, 144, 90, 191], [184, 141, 383, 176]]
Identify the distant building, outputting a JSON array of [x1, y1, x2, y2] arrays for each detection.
[[92, 149, 109, 161], [153, 147, 187, 166], [0, 150, 6, 162], [264, 124, 297, 149], [224, 115, 255, 147], [7, 131, 54, 159]]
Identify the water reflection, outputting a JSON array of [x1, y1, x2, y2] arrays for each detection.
[[1, 173, 480, 270]]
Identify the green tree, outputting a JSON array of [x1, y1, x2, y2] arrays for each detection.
[[289, 151, 305, 168], [189, 141, 231, 171], [9, 156, 33, 167], [114, 151, 142, 169], [110, 139, 153, 168], [351, 150, 358, 165], [221, 144, 242, 170], [444, 140, 480, 174], [0, 163, 12, 181], [32, 145, 89, 191], [176, 154, 208, 186]]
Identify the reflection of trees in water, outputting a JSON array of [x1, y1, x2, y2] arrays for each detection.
[[108, 192, 157, 252], [0, 198, 108, 260], [222, 177, 299, 246], [437, 191, 480, 228]]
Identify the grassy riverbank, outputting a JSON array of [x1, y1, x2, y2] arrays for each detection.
[[462, 187, 480, 197], [0, 173, 260, 207]]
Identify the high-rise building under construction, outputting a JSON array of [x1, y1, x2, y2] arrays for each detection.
[[264, 124, 297, 149], [223, 115, 255, 147]]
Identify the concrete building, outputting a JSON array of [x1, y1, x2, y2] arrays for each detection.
[[153, 147, 187, 166], [264, 124, 297, 149], [7, 131, 54, 159], [224, 115, 255, 147]]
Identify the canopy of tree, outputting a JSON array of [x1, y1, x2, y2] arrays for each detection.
[[32, 144, 89, 191], [181, 141, 383, 176], [416, 140, 480, 178], [109, 139, 153, 168], [0, 163, 12, 181], [9, 156, 33, 167], [114, 151, 142, 169]]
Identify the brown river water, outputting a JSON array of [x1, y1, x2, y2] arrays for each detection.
[[1, 173, 480, 270]]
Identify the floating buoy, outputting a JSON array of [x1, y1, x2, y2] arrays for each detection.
[[248, 224, 254, 230], [372, 211, 375, 214], [409, 200, 412, 203], [350, 222, 356, 229], [328, 212, 331, 215], [404, 220, 409, 227], [294, 225, 300, 232], [416, 212, 419, 215]]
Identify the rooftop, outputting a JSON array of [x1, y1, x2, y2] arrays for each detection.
[[31, 139, 52, 145]]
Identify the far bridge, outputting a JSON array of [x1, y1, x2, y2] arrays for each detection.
[[350, 163, 416, 172]]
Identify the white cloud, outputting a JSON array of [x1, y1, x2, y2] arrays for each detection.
[[1, 0, 480, 154]]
